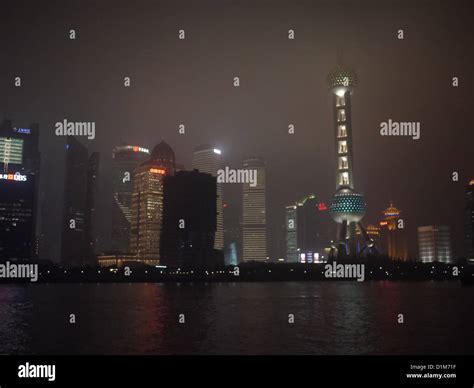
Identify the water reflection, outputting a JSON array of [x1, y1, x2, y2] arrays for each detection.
[[0, 282, 472, 355]]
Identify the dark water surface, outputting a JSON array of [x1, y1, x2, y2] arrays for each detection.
[[0, 281, 473, 355]]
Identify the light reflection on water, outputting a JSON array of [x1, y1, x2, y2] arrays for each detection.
[[0, 281, 472, 355]]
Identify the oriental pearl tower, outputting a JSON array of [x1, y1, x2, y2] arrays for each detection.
[[326, 67, 374, 260]]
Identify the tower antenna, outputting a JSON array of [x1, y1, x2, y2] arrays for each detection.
[[336, 48, 344, 66]]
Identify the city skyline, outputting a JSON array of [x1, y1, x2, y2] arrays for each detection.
[[0, 120, 473, 264], [1, 119, 471, 263], [0, 0, 472, 261]]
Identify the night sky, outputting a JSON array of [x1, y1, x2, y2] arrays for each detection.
[[1, 0, 472, 260]]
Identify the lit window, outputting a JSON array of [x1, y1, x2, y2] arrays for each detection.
[[337, 109, 346, 122], [338, 140, 347, 154], [339, 156, 348, 169], [339, 172, 350, 186], [338, 125, 347, 138], [336, 95, 345, 107]]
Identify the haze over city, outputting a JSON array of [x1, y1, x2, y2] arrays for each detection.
[[2, 0, 472, 262]]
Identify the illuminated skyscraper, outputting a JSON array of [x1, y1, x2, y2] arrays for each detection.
[[242, 157, 267, 261], [192, 145, 223, 250], [418, 225, 452, 263], [0, 119, 40, 260], [129, 141, 175, 261], [466, 180, 474, 263], [380, 201, 408, 260], [111, 145, 150, 253], [326, 67, 374, 259], [0, 171, 36, 260], [285, 205, 298, 262]]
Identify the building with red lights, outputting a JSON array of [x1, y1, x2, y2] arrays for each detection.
[[285, 194, 334, 263], [129, 141, 176, 261]]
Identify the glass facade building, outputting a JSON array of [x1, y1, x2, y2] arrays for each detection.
[[242, 157, 267, 261]]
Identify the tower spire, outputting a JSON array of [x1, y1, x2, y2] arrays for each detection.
[[336, 48, 344, 66]]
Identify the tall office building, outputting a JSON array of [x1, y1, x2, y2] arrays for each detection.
[[129, 141, 175, 261], [285, 205, 298, 262], [286, 195, 333, 263], [242, 157, 267, 261], [0, 171, 36, 260], [0, 119, 40, 260], [223, 202, 241, 265], [60, 137, 99, 267], [417, 225, 452, 263], [379, 201, 408, 260], [466, 180, 474, 263], [111, 145, 150, 253], [192, 145, 224, 250], [86, 152, 100, 260], [161, 170, 222, 268]]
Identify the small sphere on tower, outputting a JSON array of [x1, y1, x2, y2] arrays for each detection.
[[327, 67, 358, 96]]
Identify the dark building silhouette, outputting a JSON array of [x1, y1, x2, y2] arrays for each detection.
[[0, 119, 40, 260], [466, 180, 474, 263], [60, 137, 99, 267], [192, 145, 224, 250], [160, 170, 223, 269], [286, 195, 333, 263], [86, 152, 100, 261]]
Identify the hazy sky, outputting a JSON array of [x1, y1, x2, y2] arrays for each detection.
[[1, 0, 472, 259]]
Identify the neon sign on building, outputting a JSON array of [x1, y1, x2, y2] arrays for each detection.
[[149, 168, 166, 175], [0, 172, 28, 182]]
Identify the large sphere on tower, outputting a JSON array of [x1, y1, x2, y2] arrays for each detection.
[[329, 189, 366, 224]]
